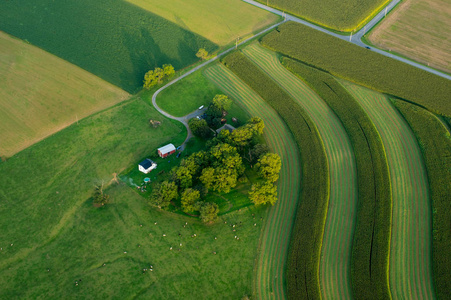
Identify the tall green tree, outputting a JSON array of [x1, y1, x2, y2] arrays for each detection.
[[196, 48, 209, 60], [181, 188, 200, 213], [200, 167, 215, 190], [199, 202, 219, 223], [143, 70, 158, 89], [212, 94, 233, 111], [256, 153, 282, 182], [163, 64, 175, 77], [171, 166, 193, 189], [249, 182, 277, 205], [151, 181, 178, 208]]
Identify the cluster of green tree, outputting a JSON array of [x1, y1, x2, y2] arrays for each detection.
[[189, 94, 234, 138], [283, 57, 392, 299], [143, 64, 175, 89], [151, 117, 281, 222], [222, 51, 329, 299], [394, 100, 451, 300], [261, 22, 451, 117], [196, 48, 210, 60]]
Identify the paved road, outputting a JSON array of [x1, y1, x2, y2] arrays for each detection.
[[242, 0, 451, 81], [151, 20, 285, 148]]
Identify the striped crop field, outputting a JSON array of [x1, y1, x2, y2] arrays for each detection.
[[341, 81, 434, 299], [242, 44, 357, 299], [204, 64, 301, 299]]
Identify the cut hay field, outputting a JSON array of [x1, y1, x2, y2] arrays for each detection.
[[0, 0, 216, 93], [243, 44, 357, 299], [204, 64, 301, 299], [0, 95, 269, 298], [0, 32, 129, 158], [255, 0, 388, 31], [342, 82, 434, 299], [369, 0, 451, 74], [127, 0, 279, 46]]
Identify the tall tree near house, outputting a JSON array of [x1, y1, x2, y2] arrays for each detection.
[[249, 182, 278, 205], [199, 202, 219, 223], [181, 188, 200, 213], [255, 153, 282, 182], [151, 181, 178, 208]]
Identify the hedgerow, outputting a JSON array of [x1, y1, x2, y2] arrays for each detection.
[[261, 22, 451, 117], [254, 0, 388, 31], [222, 51, 329, 300], [283, 57, 392, 299], [393, 100, 451, 300]]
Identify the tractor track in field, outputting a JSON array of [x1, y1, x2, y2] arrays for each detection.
[[242, 44, 357, 300], [204, 64, 301, 300], [341, 81, 434, 300]]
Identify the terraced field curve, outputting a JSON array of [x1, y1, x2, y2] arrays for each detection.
[[243, 44, 357, 299], [204, 64, 301, 299], [342, 82, 434, 300]]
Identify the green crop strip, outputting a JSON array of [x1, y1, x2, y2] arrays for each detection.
[[283, 57, 392, 299], [394, 101, 451, 300], [260, 22, 451, 117], [221, 51, 329, 300], [254, 0, 388, 31]]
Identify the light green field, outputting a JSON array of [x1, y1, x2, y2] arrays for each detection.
[[0, 31, 129, 158], [342, 81, 434, 299], [127, 0, 280, 46], [204, 64, 301, 299], [243, 44, 357, 299]]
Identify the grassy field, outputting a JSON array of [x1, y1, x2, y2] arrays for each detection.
[[261, 22, 451, 117], [243, 44, 357, 299], [283, 57, 392, 300], [204, 64, 303, 299], [0, 32, 129, 158], [0, 94, 271, 298], [127, 0, 280, 46], [369, 0, 451, 74], [393, 101, 451, 300], [342, 82, 434, 299], [0, 0, 217, 93], [255, 0, 388, 31]]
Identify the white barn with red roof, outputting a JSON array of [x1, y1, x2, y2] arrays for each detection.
[[158, 143, 176, 158]]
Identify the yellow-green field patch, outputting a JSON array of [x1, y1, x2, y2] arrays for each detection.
[[369, 0, 451, 73], [0, 32, 129, 157], [126, 0, 279, 46]]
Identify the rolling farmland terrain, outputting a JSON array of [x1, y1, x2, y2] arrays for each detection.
[[0, 32, 129, 158], [254, 0, 388, 31], [242, 44, 357, 299], [369, 0, 451, 74], [342, 82, 434, 299], [204, 64, 303, 299], [127, 0, 279, 46]]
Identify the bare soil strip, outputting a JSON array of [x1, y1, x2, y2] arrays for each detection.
[[243, 44, 357, 299], [204, 64, 301, 299], [342, 81, 434, 299]]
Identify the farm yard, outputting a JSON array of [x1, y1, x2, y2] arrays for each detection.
[[1, 0, 451, 299], [255, 0, 389, 31], [0, 32, 129, 157], [369, 0, 451, 74]]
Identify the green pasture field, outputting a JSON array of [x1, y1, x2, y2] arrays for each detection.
[[261, 22, 451, 117], [155, 70, 251, 123], [283, 58, 392, 300], [204, 64, 304, 300], [0, 0, 216, 93], [242, 43, 357, 300], [369, 0, 451, 74], [127, 0, 280, 46], [342, 82, 434, 299], [394, 101, 451, 300], [217, 52, 329, 299], [0, 32, 129, 158], [255, 0, 388, 31]]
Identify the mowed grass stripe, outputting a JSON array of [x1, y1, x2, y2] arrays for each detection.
[[243, 44, 357, 299], [204, 64, 301, 299], [342, 82, 434, 299]]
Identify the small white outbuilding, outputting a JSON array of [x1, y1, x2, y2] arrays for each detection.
[[138, 159, 157, 174]]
